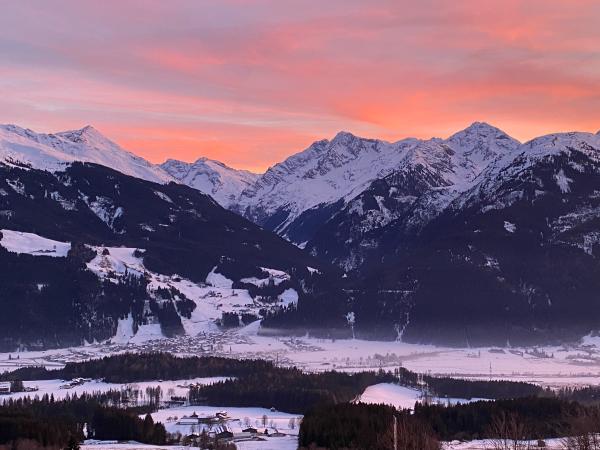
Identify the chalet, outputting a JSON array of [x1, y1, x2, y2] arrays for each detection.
[[242, 427, 258, 434], [0, 382, 10, 394]]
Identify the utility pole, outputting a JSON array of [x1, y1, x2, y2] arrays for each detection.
[[393, 415, 397, 450]]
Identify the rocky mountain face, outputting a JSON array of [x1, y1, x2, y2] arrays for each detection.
[[287, 130, 600, 346], [161, 157, 258, 208], [305, 123, 521, 269]]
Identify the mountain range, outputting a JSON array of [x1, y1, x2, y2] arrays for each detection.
[[2, 121, 600, 348]]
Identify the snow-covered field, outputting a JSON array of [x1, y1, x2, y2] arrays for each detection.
[[358, 383, 486, 410], [3, 326, 600, 450], [3, 323, 600, 390], [150, 405, 300, 437], [2, 377, 301, 449], [442, 438, 564, 449], [81, 436, 299, 450], [0, 229, 71, 257], [82, 443, 188, 450], [0, 377, 229, 402]]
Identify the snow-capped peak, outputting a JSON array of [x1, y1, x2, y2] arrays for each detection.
[[330, 130, 361, 145], [161, 157, 259, 207], [447, 122, 520, 155], [0, 124, 172, 184], [444, 122, 521, 182], [232, 122, 527, 240], [57, 125, 110, 146]]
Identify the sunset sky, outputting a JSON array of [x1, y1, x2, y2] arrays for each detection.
[[1, 0, 599, 172]]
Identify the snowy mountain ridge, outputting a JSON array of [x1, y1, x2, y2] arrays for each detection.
[[232, 122, 521, 243], [451, 130, 600, 213], [161, 157, 259, 207], [0, 124, 173, 184]]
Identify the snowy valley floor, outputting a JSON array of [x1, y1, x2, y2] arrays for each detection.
[[3, 324, 600, 449], [4, 321, 600, 389]]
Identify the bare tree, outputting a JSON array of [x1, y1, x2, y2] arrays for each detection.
[[487, 412, 532, 450], [561, 411, 600, 450]]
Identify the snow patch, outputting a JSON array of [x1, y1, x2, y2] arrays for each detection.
[[112, 314, 135, 343], [50, 191, 76, 210], [205, 267, 233, 288], [153, 190, 173, 203], [83, 196, 124, 231], [504, 221, 516, 233], [86, 246, 145, 281], [129, 323, 164, 343], [6, 179, 25, 195], [0, 229, 71, 257], [279, 288, 299, 307], [554, 169, 573, 193], [241, 267, 291, 287]]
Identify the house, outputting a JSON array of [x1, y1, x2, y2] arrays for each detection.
[[232, 432, 254, 442], [176, 411, 200, 425], [0, 382, 10, 394], [214, 424, 233, 440], [242, 427, 258, 434]]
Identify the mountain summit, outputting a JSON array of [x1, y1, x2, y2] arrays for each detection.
[[161, 157, 259, 207], [0, 124, 172, 183]]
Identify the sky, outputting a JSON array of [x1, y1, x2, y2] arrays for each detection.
[[1, 0, 599, 172]]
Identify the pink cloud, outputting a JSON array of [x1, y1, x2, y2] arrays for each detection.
[[0, 0, 599, 170]]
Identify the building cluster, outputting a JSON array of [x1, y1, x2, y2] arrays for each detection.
[[175, 411, 287, 443]]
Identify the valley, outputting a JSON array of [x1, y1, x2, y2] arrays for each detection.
[[3, 122, 600, 449]]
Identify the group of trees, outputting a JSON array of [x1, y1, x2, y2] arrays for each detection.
[[190, 368, 397, 414], [0, 393, 166, 449], [0, 243, 149, 352], [413, 397, 583, 441], [396, 367, 544, 400], [299, 403, 439, 450], [299, 397, 600, 449], [0, 352, 275, 383]]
